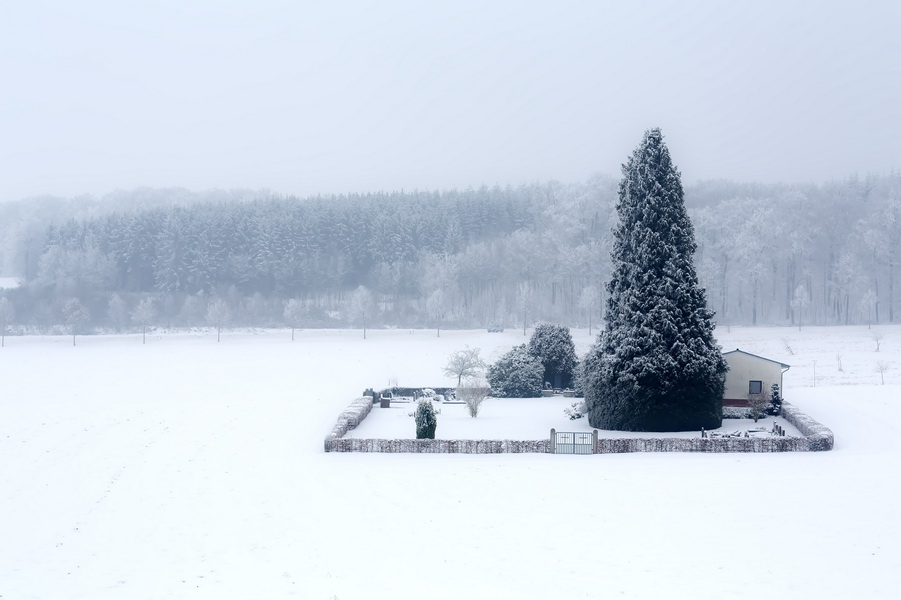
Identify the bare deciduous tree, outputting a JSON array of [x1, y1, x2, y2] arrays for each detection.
[[0, 297, 14, 348], [348, 285, 375, 339], [516, 282, 534, 337], [63, 297, 90, 347], [130, 298, 157, 344], [283, 298, 305, 341], [747, 391, 769, 423], [579, 285, 599, 336], [781, 338, 795, 356], [206, 299, 231, 342], [876, 361, 890, 385], [426, 288, 445, 337], [457, 375, 490, 418], [443, 346, 486, 386], [872, 331, 884, 352], [790, 282, 810, 331]]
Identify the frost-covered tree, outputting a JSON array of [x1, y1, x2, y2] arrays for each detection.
[[443, 345, 486, 386], [457, 374, 490, 417], [283, 298, 305, 341], [426, 288, 445, 337], [487, 344, 543, 398], [585, 129, 727, 432], [0, 297, 14, 347], [348, 285, 375, 339], [63, 297, 90, 346], [790, 282, 810, 331], [579, 285, 599, 335], [206, 298, 231, 342], [130, 297, 157, 344], [516, 282, 534, 337], [528, 323, 577, 389]]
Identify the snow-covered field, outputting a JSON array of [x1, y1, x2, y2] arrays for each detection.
[[2, 326, 899, 599]]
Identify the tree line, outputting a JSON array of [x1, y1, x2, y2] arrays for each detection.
[[0, 172, 898, 333]]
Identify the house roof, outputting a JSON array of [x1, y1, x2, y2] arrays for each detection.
[[723, 348, 791, 369]]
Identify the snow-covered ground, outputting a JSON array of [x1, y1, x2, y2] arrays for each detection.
[[346, 396, 803, 439], [1, 326, 899, 599]]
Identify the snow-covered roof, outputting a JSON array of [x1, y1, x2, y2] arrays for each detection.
[[723, 348, 791, 369]]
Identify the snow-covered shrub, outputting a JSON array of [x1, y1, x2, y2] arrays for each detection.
[[528, 323, 577, 388], [456, 375, 490, 417], [414, 400, 438, 439], [747, 392, 769, 422], [564, 400, 587, 420], [487, 344, 543, 398], [723, 406, 755, 419]]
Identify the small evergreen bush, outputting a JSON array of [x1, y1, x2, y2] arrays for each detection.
[[767, 383, 783, 416], [414, 400, 438, 439]]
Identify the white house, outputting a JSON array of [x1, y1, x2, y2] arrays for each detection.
[[722, 349, 790, 407]]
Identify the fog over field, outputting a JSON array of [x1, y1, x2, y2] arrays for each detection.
[[2, 3, 901, 598]]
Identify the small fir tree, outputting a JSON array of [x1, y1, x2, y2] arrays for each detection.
[[585, 129, 727, 431], [414, 399, 438, 439], [528, 323, 577, 389], [767, 383, 783, 416]]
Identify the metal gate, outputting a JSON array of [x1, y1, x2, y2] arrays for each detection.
[[553, 431, 595, 454]]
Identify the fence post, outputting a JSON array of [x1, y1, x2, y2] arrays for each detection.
[[549, 428, 556, 454], [592, 429, 599, 454]]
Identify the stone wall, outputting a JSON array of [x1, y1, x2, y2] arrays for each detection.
[[325, 438, 549, 453], [323, 397, 834, 453], [596, 434, 812, 453], [780, 401, 834, 451]]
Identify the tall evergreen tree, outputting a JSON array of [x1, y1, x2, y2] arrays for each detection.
[[585, 129, 727, 431]]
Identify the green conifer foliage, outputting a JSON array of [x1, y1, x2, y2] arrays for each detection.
[[414, 400, 438, 439], [585, 129, 727, 431]]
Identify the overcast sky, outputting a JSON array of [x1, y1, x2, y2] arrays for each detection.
[[2, 0, 899, 201]]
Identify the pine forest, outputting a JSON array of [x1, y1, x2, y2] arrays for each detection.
[[0, 172, 898, 332]]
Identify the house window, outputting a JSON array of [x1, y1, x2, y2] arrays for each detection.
[[749, 380, 763, 395]]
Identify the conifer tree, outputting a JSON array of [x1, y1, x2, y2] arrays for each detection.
[[528, 323, 577, 389], [585, 129, 727, 431]]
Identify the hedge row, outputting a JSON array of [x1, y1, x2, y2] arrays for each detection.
[[325, 396, 373, 442], [322, 399, 834, 453], [325, 438, 550, 453], [781, 401, 834, 451]]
